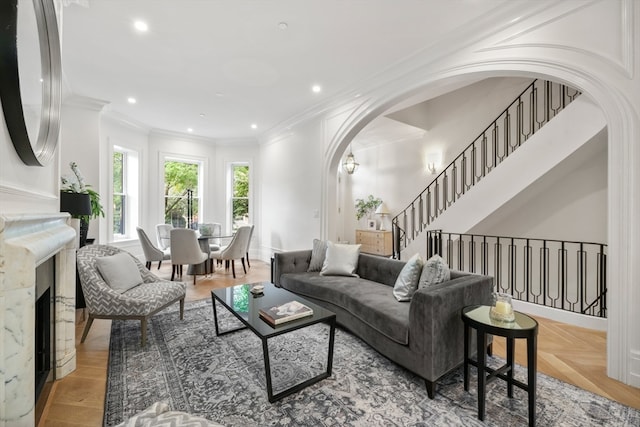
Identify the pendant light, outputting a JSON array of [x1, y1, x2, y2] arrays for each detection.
[[342, 146, 359, 174]]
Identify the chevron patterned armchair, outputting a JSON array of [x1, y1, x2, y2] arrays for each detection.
[[77, 245, 186, 346]]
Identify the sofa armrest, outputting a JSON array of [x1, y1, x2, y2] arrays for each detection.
[[409, 274, 494, 378], [273, 250, 313, 285]]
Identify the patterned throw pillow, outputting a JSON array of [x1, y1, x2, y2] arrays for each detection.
[[418, 254, 450, 288], [96, 252, 143, 294], [393, 253, 424, 301], [320, 242, 361, 277], [308, 239, 328, 272]]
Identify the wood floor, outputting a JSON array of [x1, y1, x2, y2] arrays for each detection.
[[39, 259, 640, 426]]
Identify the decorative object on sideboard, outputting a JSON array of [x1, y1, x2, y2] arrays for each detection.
[[375, 202, 390, 231], [355, 194, 382, 222], [489, 292, 515, 323], [342, 145, 359, 175], [0, 0, 62, 166]]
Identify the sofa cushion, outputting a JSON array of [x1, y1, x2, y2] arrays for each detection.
[[320, 242, 361, 277], [96, 252, 143, 293], [308, 239, 328, 272], [280, 272, 410, 345], [393, 253, 423, 301], [419, 254, 450, 288]]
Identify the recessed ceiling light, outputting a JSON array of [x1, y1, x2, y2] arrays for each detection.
[[187, 128, 193, 133], [278, 22, 288, 30], [134, 20, 148, 32], [251, 123, 257, 129], [312, 85, 322, 93], [127, 97, 137, 104], [199, 113, 205, 118]]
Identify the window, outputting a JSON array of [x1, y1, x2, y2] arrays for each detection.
[[112, 151, 126, 236], [111, 146, 139, 241], [231, 164, 249, 230], [164, 159, 201, 229]]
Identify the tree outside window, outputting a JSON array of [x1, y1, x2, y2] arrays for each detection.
[[113, 151, 126, 235], [232, 164, 249, 230], [164, 160, 199, 228]]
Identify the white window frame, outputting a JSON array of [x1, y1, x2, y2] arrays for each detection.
[[110, 145, 139, 242], [160, 153, 205, 228], [227, 161, 251, 232]]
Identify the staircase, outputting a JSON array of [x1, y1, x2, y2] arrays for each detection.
[[391, 79, 592, 259]]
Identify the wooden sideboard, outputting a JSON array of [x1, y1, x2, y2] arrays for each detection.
[[355, 229, 393, 257]]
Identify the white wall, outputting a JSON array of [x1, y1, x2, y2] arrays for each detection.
[[260, 119, 323, 257], [342, 77, 534, 243], [60, 97, 108, 242], [0, 102, 60, 214], [471, 129, 607, 243]]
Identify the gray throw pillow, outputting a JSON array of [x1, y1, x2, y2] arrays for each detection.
[[308, 238, 328, 272], [320, 242, 361, 277], [393, 253, 424, 301], [96, 252, 143, 294], [418, 254, 450, 288]]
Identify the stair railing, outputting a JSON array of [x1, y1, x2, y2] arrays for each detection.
[[427, 230, 607, 318], [391, 80, 581, 259]]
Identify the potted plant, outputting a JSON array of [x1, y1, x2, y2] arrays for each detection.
[[60, 161, 105, 246], [355, 195, 382, 221]]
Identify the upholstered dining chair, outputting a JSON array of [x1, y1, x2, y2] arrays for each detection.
[[210, 225, 252, 278], [156, 223, 173, 251], [76, 245, 186, 346], [136, 226, 170, 269], [199, 222, 222, 252], [170, 228, 209, 285], [244, 224, 255, 269]]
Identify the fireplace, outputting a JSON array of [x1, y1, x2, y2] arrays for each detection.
[[0, 214, 77, 426], [35, 256, 56, 421]]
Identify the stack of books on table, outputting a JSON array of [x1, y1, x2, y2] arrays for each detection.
[[259, 300, 314, 326]]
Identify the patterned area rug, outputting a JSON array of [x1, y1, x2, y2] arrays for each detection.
[[104, 299, 639, 426]]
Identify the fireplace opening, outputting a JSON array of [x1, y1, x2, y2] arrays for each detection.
[[35, 256, 56, 423]]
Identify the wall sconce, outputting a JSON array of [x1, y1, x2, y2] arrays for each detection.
[[426, 152, 442, 175], [375, 202, 390, 230], [342, 146, 359, 175]]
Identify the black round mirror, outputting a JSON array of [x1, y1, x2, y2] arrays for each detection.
[[0, 0, 62, 166]]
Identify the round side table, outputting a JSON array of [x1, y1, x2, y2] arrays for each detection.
[[461, 305, 538, 426]]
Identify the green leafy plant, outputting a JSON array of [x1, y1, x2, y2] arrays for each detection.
[[355, 195, 382, 220], [61, 161, 105, 221]]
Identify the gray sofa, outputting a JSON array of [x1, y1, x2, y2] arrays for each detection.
[[273, 250, 493, 398]]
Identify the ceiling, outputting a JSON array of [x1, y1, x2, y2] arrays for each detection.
[[61, 0, 511, 140]]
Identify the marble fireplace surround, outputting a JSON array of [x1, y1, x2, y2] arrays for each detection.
[[0, 214, 77, 426]]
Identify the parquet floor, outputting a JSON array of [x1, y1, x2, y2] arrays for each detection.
[[39, 259, 639, 426]]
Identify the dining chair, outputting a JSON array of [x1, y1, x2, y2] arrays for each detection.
[[244, 224, 255, 268], [199, 222, 222, 251], [156, 223, 173, 251], [169, 228, 209, 285], [210, 225, 252, 278], [136, 226, 170, 269]]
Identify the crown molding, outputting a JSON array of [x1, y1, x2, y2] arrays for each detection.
[[62, 94, 109, 111], [149, 128, 257, 146]]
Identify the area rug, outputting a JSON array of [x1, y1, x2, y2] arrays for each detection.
[[104, 299, 639, 426]]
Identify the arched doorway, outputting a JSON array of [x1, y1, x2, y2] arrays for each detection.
[[321, 65, 638, 387]]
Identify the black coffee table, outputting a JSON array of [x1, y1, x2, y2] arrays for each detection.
[[211, 281, 336, 402]]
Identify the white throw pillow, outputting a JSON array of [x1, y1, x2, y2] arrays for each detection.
[[96, 252, 143, 294], [320, 242, 361, 277], [308, 238, 328, 272], [418, 254, 450, 288], [393, 253, 424, 301]]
